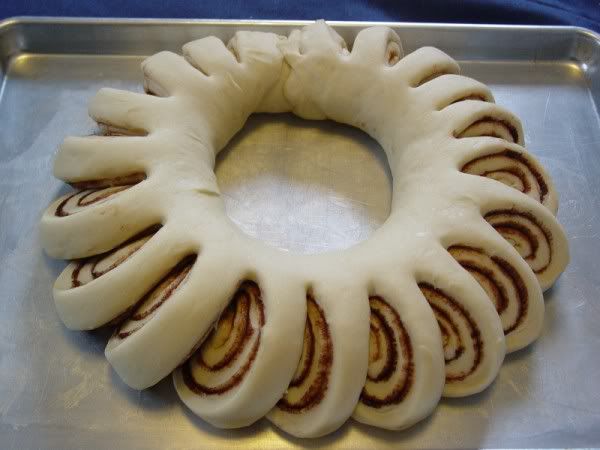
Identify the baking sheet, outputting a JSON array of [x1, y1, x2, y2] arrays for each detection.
[[1, 18, 600, 449]]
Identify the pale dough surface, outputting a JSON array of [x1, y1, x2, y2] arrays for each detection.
[[40, 21, 569, 438]]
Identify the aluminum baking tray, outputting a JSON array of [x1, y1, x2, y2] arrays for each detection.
[[1, 17, 599, 449]]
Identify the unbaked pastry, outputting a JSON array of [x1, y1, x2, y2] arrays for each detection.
[[40, 21, 569, 438]]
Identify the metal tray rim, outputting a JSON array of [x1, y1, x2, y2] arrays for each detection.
[[2, 15, 599, 37], [1, 16, 598, 81]]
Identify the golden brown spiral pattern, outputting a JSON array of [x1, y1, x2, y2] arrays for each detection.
[[484, 209, 552, 275], [70, 225, 160, 288], [448, 245, 527, 335], [182, 281, 265, 396], [276, 295, 333, 413], [461, 149, 549, 206], [55, 173, 146, 217], [359, 296, 414, 408], [455, 116, 519, 143], [116, 255, 196, 339], [419, 283, 483, 383]]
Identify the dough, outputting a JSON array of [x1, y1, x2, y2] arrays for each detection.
[[40, 21, 569, 438]]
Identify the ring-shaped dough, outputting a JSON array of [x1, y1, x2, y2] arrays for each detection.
[[40, 20, 569, 438]]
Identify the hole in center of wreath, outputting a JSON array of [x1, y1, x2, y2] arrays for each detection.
[[216, 113, 392, 255]]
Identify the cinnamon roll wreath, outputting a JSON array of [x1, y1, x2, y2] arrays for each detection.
[[40, 21, 569, 438]]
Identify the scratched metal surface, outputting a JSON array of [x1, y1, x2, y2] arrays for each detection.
[[0, 18, 600, 449]]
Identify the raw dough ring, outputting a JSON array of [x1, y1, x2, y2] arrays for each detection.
[[40, 21, 569, 438]]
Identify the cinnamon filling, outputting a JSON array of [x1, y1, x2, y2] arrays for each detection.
[[386, 41, 401, 66], [461, 150, 549, 205], [360, 296, 414, 408], [55, 173, 146, 217], [277, 295, 333, 413], [116, 255, 196, 339], [70, 224, 161, 288], [485, 209, 552, 274], [448, 245, 528, 334], [182, 281, 265, 395], [450, 94, 488, 104], [455, 116, 519, 143], [98, 123, 148, 137], [419, 283, 483, 382]]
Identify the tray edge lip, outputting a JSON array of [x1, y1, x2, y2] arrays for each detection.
[[0, 15, 599, 36], [1, 16, 599, 83]]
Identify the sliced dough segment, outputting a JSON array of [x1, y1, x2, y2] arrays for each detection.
[[54, 136, 150, 183], [40, 177, 160, 259], [174, 273, 306, 428], [363, 297, 414, 405], [294, 19, 348, 56], [485, 210, 551, 273], [394, 47, 460, 87], [443, 100, 524, 145], [141, 51, 209, 97], [275, 295, 333, 413], [70, 225, 158, 288], [182, 36, 238, 76], [106, 250, 246, 390], [453, 162, 566, 292], [459, 143, 558, 213], [353, 280, 445, 430], [448, 246, 527, 336], [267, 281, 370, 438], [182, 31, 290, 149], [484, 205, 568, 291], [115, 255, 197, 339], [415, 248, 505, 397], [459, 120, 517, 143], [229, 31, 286, 69], [52, 225, 187, 330], [350, 26, 403, 67], [183, 31, 286, 83], [416, 73, 494, 110], [420, 284, 482, 383], [278, 22, 347, 121], [53, 176, 144, 218], [445, 224, 544, 352], [178, 281, 265, 395], [280, 22, 403, 137], [227, 31, 293, 113], [89, 88, 165, 133]]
